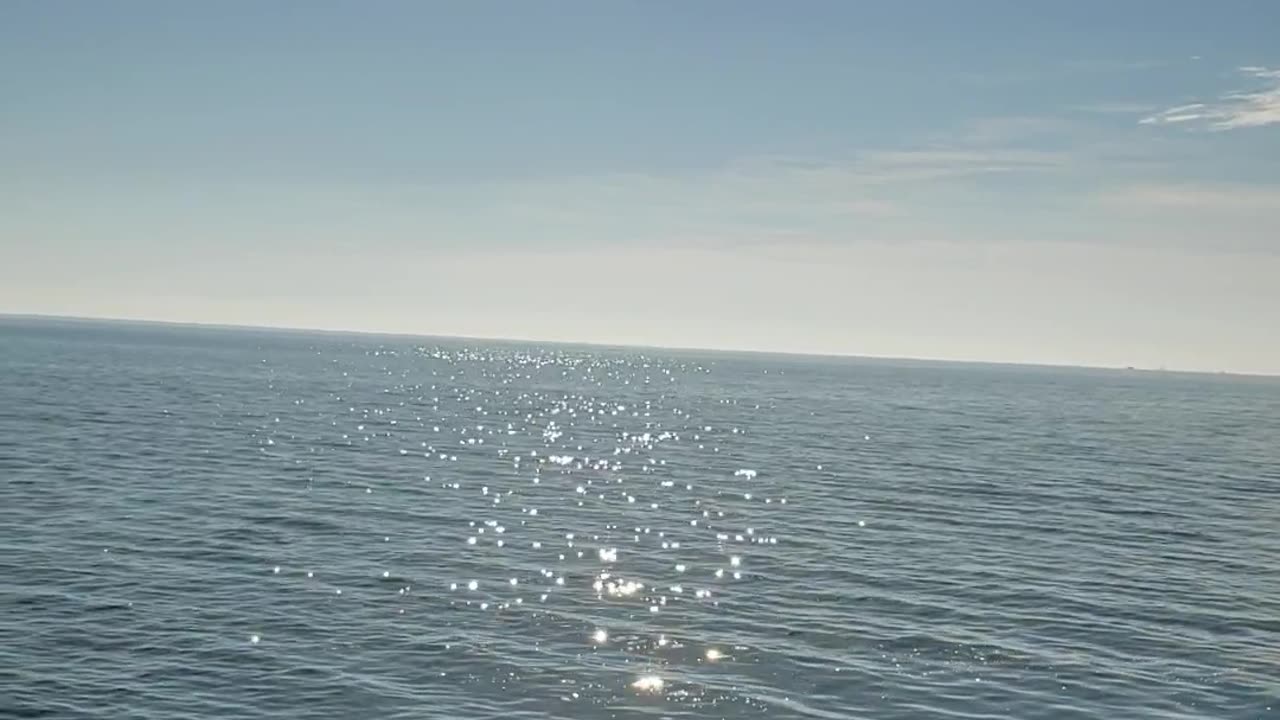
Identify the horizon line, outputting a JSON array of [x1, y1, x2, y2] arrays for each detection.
[[1, 311, 1274, 380]]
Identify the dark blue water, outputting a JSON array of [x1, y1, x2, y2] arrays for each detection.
[[2, 316, 1278, 719]]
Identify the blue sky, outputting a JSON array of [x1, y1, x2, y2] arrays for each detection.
[[3, 1, 1279, 372]]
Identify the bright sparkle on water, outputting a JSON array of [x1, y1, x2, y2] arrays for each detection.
[[631, 675, 664, 693], [9, 324, 1275, 720]]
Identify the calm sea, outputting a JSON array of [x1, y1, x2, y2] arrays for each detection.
[[2, 316, 1277, 719]]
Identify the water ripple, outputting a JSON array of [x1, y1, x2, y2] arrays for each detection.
[[2, 318, 1278, 719]]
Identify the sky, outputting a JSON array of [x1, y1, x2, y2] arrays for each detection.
[[2, 1, 1279, 373]]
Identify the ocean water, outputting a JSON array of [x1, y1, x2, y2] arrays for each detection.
[[2, 317, 1277, 720]]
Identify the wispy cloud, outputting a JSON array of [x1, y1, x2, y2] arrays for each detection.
[[1099, 183, 1280, 212], [955, 58, 1175, 87], [1061, 58, 1173, 73], [1071, 102, 1157, 116], [1142, 66, 1280, 130], [1091, 183, 1279, 255], [418, 112, 1189, 251], [852, 148, 1068, 182], [393, 143, 1078, 252]]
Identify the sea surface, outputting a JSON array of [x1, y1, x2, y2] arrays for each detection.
[[2, 316, 1278, 719]]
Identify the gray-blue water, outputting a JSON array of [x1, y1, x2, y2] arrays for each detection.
[[2, 316, 1278, 719]]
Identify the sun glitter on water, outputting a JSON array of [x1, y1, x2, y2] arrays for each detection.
[[631, 675, 664, 692]]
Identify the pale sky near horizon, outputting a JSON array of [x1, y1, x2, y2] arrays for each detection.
[[3, 1, 1279, 373]]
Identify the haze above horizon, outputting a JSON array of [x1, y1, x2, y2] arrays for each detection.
[[6, 312, 1276, 380], [3, 1, 1278, 374]]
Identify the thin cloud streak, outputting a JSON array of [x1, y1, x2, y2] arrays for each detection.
[[1142, 66, 1280, 130], [1101, 182, 1280, 212], [1070, 102, 1158, 115]]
